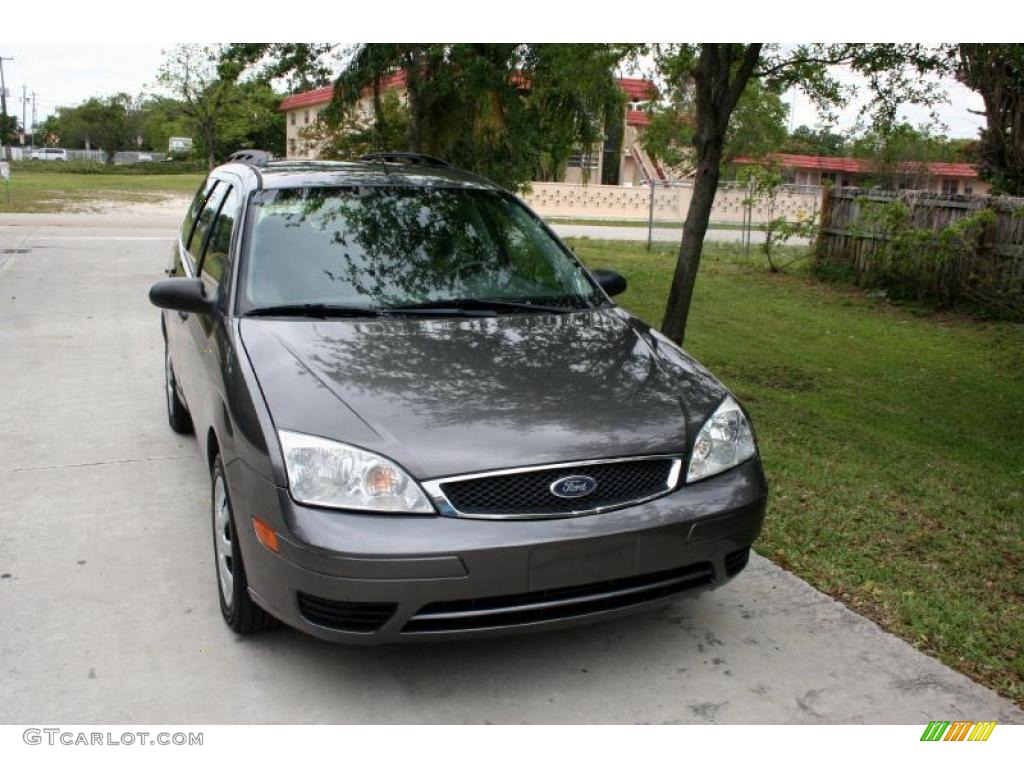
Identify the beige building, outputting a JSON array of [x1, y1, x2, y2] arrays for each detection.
[[734, 153, 990, 196], [278, 74, 671, 186]]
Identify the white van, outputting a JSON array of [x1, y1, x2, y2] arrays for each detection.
[[30, 148, 68, 162]]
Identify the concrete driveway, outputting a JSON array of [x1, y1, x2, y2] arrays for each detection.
[[0, 212, 1020, 724]]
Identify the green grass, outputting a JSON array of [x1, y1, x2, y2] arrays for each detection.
[[570, 237, 1024, 705], [0, 170, 203, 213]]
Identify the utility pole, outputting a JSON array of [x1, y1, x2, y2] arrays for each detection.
[[22, 86, 28, 147], [31, 92, 37, 148], [0, 55, 13, 160]]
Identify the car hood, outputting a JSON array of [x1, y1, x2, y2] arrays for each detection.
[[239, 308, 727, 479]]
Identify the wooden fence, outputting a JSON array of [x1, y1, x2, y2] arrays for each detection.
[[816, 187, 1024, 318]]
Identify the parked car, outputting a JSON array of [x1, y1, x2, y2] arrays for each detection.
[[136, 153, 154, 163], [30, 148, 67, 161], [148, 151, 767, 643]]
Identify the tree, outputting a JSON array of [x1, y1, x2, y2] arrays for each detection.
[[956, 44, 1024, 195], [301, 89, 410, 159], [643, 77, 789, 177], [220, 43, 340, 92], [224, 43, 636, 191], [740, 163, 818, 272], [52, 94, 139, 163], [0, 113, 18, 147], [135, 96, 192, 153], [847, 121, 972, 189], [654, 44, 949, 344], [780, 125, 848, 156], [156, 44, 246, 169]]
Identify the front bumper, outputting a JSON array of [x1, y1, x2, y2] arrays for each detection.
[[224, 457, 767, 644]]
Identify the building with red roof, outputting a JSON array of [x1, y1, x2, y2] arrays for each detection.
[[279, 72, 663, 186], [734, 153, 987, 196]]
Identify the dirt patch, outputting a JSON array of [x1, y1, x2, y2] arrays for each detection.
[[59, 192, 192, 216]]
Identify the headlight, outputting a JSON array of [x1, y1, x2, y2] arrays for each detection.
[[686, 396, 757, 483], [278, 430, 434, 514]]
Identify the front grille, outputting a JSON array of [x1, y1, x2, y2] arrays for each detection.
[[402, 562, 714, 633], [724, 546, 751, 577], [297, 592, 396, 633], [438, 458, 678, 518]]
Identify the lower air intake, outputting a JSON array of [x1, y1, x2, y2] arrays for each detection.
[[724, 547, 751, 577], [297, 592, 396, 632]]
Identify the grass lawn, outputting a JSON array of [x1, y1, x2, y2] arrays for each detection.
[[0, 171, 204, 213], [569, 237, 1024, 705]]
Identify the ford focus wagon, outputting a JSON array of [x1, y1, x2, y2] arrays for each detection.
[[149, 151, 767, 643]]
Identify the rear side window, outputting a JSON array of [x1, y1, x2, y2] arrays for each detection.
[[188, 183, 229, 266], [180, 179, 219, 258], [200, 186, 239, 287]]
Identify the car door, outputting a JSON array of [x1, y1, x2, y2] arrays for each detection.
[[166, 177, 226, 414], [187, 181, 242, 441]]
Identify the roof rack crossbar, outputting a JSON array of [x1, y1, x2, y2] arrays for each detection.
[[360, 152, 452, 169]]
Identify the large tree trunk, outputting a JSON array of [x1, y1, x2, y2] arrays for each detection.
[[659, 43, 761, 346], [660, 140, 723, 344], [958, 44, 1024, 196]]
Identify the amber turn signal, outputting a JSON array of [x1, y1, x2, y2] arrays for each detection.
[[252, 517, 280, 553]]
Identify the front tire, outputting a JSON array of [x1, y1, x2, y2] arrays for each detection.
[[164, 342, 193, 434], [211, 456, 278, 635]]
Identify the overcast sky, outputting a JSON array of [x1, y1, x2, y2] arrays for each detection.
[[0, 42, 987, 140]]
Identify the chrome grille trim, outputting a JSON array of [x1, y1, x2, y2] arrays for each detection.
[[421, 455, 684, 520]]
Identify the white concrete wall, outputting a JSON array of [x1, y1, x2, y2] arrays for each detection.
[[522, 181, 823, 224]]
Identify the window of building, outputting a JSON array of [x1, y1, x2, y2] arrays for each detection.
[[941, 179, 959, 195], [304, 110, 310, 125], [567, 149, 599, 170], [290, 112, 295, 126], [964, 182, 974, 195]]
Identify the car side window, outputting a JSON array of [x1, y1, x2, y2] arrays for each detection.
[[181, 179, 219, 269], [188, 182, 229, 267], [199, 185, 239, 288]]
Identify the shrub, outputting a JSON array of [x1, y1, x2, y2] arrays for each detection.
[[9, 160, 206, 175]]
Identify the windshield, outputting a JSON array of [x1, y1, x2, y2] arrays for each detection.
[[240, 186, 600, 313]]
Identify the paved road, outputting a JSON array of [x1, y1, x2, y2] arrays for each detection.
[[0, 212, 1020, 724], [550, 223, 811, 245]]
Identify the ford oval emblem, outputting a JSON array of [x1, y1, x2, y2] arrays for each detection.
[[550, 475, 598, 499]]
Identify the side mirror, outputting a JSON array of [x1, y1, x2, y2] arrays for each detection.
[[149, 278, 215, 315], [591, 268, 628, 298]]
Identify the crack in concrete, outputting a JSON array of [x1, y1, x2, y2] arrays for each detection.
[[0, 455, 192, 474]]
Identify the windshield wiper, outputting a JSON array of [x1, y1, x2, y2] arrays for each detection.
[[244, 303, 387, 318], [392, 298, 577, 314]]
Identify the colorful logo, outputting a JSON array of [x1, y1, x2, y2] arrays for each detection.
[[920, 721, 996, 741]]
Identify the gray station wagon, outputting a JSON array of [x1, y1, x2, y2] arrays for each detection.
[[149, 151, 767, 643]]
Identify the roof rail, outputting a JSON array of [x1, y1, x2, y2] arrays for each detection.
[[227, 149, 272, 167], [360, 151, 452, 169]]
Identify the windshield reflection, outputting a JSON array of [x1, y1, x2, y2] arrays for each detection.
[[242, 186, 598, 312]]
